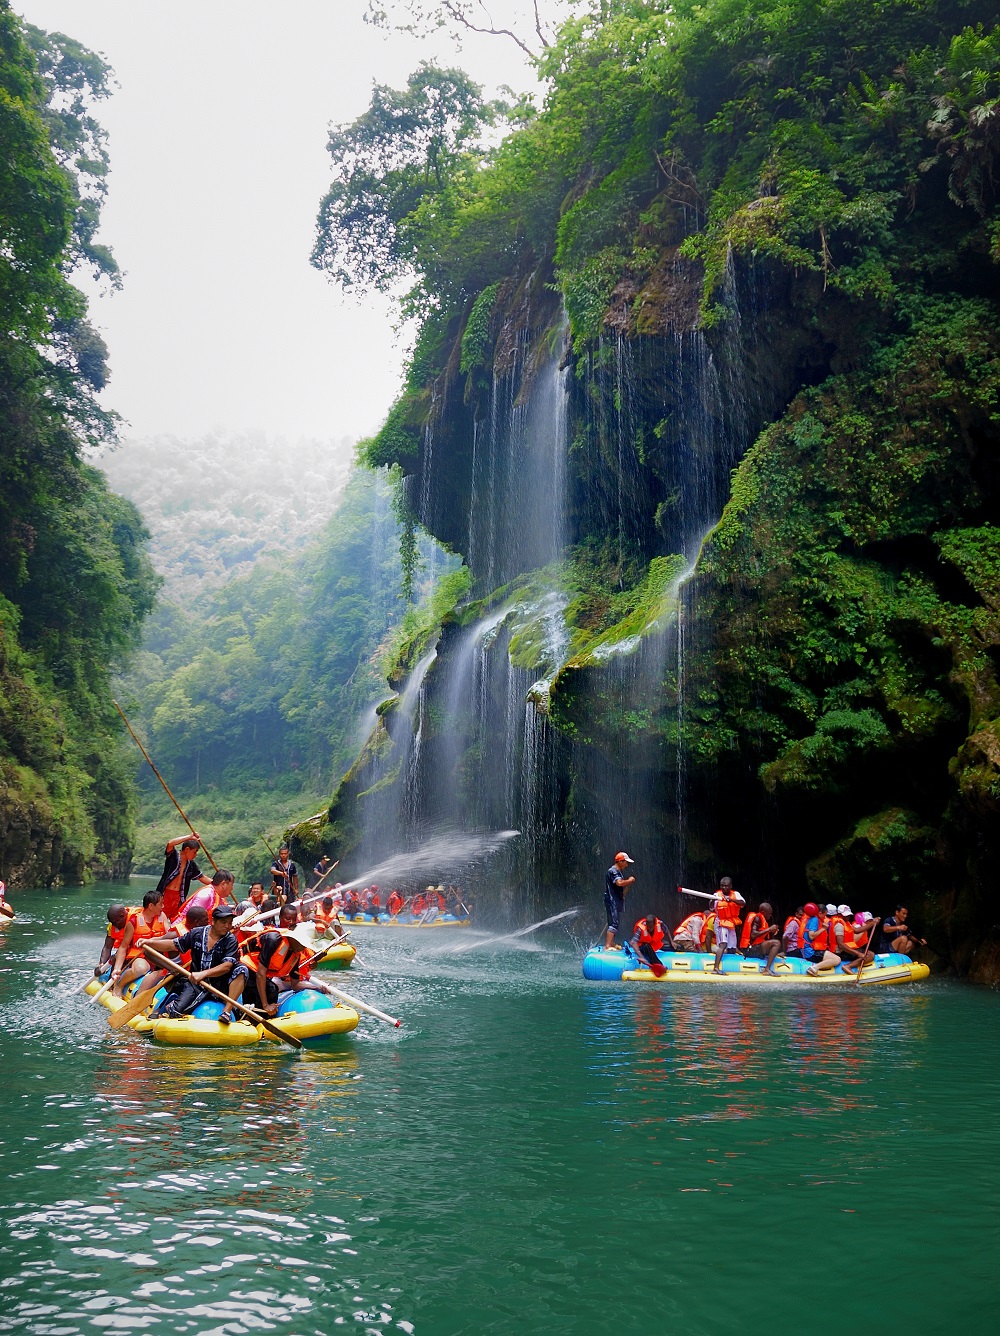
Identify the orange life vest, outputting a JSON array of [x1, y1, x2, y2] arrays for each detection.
[[387, 892, 404, 916], [675, 912, 704, 941], [805, 916, 829, 953], [411, 895, 426, 915], [107, 908, 138, 950], [125, 907, 172, 960], [829, 916, 855, 952], [796, 914, 814, 950], [633, 917, 666, 951], [314, 907, 335, 931], [240, 931, 305, 981], [714, 895, 742, 928], [739, 911, 772, 950]]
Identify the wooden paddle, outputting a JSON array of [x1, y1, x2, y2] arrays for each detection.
[[107, 980, 163, 1028], [141, 946, 302, 1049], [854, 916, 881, 987]]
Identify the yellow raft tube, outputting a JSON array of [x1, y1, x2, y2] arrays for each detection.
[[584, 947, 929, 986], [84, 977, 359, 1047]]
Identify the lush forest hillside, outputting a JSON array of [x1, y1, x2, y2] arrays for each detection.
[[308, 0, 1000, 971], [100, 431, 354, 597], [0, 7, 157, 886]]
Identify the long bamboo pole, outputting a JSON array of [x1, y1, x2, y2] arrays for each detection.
[[113, 700, 219, 874]]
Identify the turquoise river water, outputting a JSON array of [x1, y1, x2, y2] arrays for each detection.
[[0, 880, 997, 1335]]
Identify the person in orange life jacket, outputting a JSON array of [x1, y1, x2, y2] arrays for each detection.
[[344, 887, 362, 917], [672, 910, 706, 951], [236, 882, 266, 918], [146, 904, 247, 1021], [155, 834, 212, 921], [387, 889, 404, 917], [807, 904, 856, 975], [800, 904, 831, 965], [134, 903, 210, 998], [110, 891, 173, 997], [604, 852, 636, 950], [369, 884, 383, 919], [630, 914, 673, 968], [782, 905, 808, 958], [837, 905, 879, 976], [880, 905, 926, 956], [740, 901, 782, 974], [240, 902, 338, 1017], [711, 877, 745, 974], [94, 905, 132, 977], [313, 896, 345, 940], [270, 845, 299, 902]]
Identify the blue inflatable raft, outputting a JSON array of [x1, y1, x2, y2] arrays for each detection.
[[583, 946, 929, 986]]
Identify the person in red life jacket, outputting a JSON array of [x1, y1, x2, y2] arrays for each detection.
[[672, 910, 706, 952], [313, 896, 346, 940], [410, 891, 426, 918], [842, 910, 878, 975], [739, 901, 782, 974], [782, 905, 808, 958], [369, 884, 382, 920], [135, 903, 211, 999], [146, 904, 246, 1021], [155, 835, 212, 921], [344, 887, 361, 918], [800, 904, 832, 967], [110, 891, 173, 996], [177, 868, 236, 925], [630, 913, 673, 970], [711, 877, 745, 974], [94, 904, 133, 977], [239, 902, 338, 1017], [387, 889, 404, 918]]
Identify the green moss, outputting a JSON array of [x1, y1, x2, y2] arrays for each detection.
[[460, 282, 501, 374]]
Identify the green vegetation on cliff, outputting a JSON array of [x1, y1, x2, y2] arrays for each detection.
[[0, 6, 157, 886]]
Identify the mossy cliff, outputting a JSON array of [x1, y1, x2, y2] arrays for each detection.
[[313, 1, 1000, 971]]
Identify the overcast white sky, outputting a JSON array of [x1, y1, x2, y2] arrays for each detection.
[[17, 2, 548, 443]]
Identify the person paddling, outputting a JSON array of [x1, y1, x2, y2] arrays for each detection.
[[155, 835, 212, 920], [604, 852, 635, 951], [110, 890, 173, 997], [630, 913, 672, 975], [94, 904, 132, 977], [238, 902, 340, 1017], [146, 904, 246, 1021]]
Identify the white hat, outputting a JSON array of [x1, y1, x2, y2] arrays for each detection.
[[860, 911, 873, 923], [837, 904, 851, 916], [825, 904, 838, 915]]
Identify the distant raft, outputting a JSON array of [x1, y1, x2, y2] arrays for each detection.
[[582, 947, 930, 987], [84, 976, 359, 1046], [335, 912, 471, 929], [300, 934, 356, 969]]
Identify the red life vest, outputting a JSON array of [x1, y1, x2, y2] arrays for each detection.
[[411, 895, 426, 915], [240, 931, 305, 981], [829, 916, 855, 952], [796, 914, 813, 950], [387, 891, 404, 916], [314, 907, 335, 931], [739, 911, 772, 950], [633, 917, 666, 951], [715, 895, 742, 928]]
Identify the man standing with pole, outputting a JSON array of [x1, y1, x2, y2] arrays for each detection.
[[155, 834, 213, 921], [603, 851, 635, 951]]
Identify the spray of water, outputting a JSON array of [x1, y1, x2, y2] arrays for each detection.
[[449, 907, 580, 953], [259, 829, 521, 923]]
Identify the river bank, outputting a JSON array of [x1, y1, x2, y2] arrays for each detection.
[[0, 880, 996, 1334]]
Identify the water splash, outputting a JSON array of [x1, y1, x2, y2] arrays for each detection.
[[449, 907, 581, 953]]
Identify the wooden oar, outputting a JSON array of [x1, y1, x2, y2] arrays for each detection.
[[107, 981, 162, 1028], [854, 917, 881, 987], [89, 975, 116, 1006], [322, 982, 400, 1027], [113, 700, 220, 874], [141, 946, 301, 1049]]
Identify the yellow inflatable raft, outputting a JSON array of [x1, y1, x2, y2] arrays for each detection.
[[84, 977, 359, 1046]]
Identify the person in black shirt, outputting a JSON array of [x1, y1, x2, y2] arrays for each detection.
[[147, 905, 245, 1021], [880, 905, 927, 956], [603, 851, 636, 950], [270, 846, 299, 902]]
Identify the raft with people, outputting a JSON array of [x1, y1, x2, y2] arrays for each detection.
[[582, 946, 929, 985]]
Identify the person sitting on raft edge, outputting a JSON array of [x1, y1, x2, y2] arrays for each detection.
[[711, 877, 744, 974], [630, 913, 673, 970], [144, 903, 246, 1019], [739, 901, 782, 974], [881, 905, 927, 957], [604, 852, 635, 951]]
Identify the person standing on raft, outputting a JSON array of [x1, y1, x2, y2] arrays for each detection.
[[604, 852, 635, 951], [711, 877, 744, 974], [270, 845, 299, 902], [155, 834, 212, 921]]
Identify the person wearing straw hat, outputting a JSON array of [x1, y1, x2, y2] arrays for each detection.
[[603, 852, 635, 951], [238, 901, 339, 1018]]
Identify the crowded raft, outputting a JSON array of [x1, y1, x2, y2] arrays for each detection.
[[83, 835, 405, 1048], [585, 856, 930, 986]]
